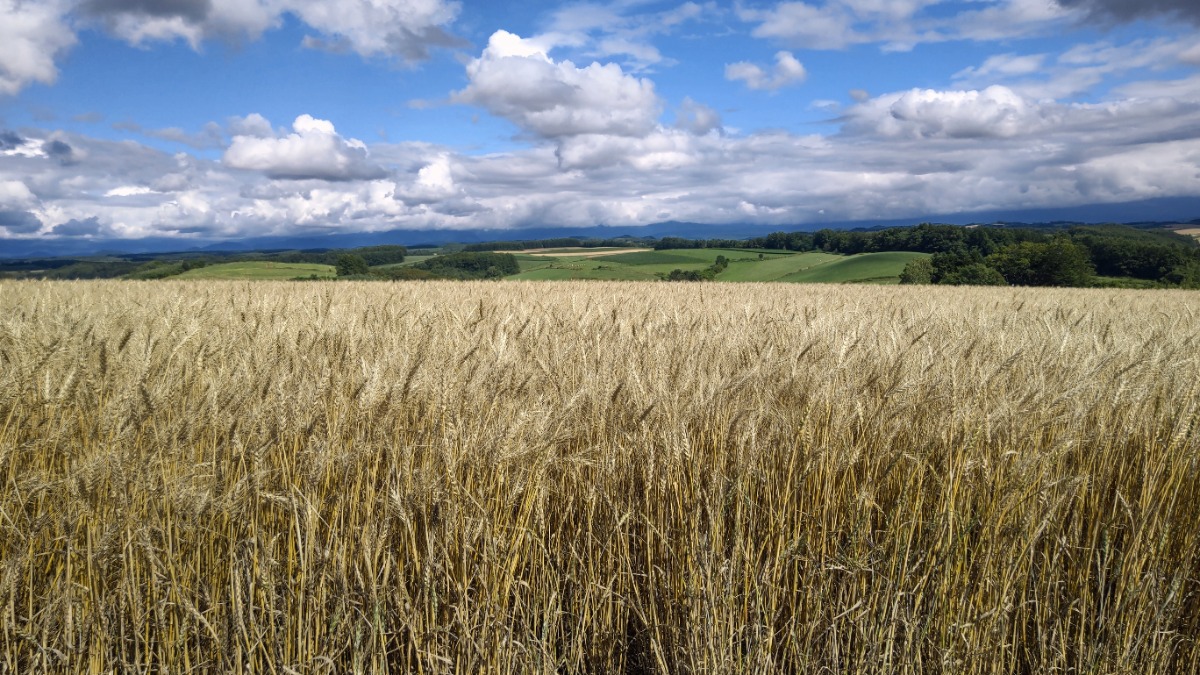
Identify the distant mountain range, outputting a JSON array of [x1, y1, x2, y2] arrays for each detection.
[[3, 196, 1198, 259]]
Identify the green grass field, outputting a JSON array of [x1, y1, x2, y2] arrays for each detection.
[[175, 262, 336, 280], [778, 251, 929, 284], [717, 251, 844, 281], [508, 248, 922, 284]]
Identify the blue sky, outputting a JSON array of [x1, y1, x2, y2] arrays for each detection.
[[2, 0, 1200, 243]]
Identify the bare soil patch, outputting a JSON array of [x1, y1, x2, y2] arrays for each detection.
[[516, 248, 653, 258]]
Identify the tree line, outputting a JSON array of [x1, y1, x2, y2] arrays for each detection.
[[655, 223, 1200, 288], [334, 251, 519, 281], [664, 255, 729, 281]]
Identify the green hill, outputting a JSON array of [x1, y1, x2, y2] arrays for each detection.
[[779, 252, 930, 284]]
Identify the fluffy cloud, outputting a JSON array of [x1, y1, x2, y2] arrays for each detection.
[[227, 113, 275, 138], [223, 114, 386, 181], [0, 179, 37, 208], [726, 51, 807, 91], [78, 0, 221, 46], [0, 179, 42, 234], [397, 155, 462, 204], [0, 0, 76, 95], [554, 130, 704, 171], [846, 86, 1044, 139], [454, 31, 662, 139], [674, 97, 723, 135], [4, 69, 1200, 243], [285, 0, 462, 60]]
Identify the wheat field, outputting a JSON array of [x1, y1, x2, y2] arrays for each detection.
[[1, 280, 1198, 674]]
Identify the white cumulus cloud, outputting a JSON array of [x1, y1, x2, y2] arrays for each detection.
[[398, 154, 462, 204], [453, 30, 662, 139], [0, 0, 76, 95], [846, 86, 1044, 139], [0, 179, 37, 209], [223, 114, 385, 181]]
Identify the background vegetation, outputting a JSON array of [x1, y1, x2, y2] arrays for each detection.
[[2, 222, 1198, 287], [2, 280, 1198, 673]]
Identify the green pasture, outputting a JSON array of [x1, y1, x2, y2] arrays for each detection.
[[778, 251, 929, 284], [506, 247, 927, 284], [717, 252, 843, 282]]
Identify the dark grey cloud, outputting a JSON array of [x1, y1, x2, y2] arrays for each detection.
[[384, 26, 466, 62], [300, 25, 464, 62], [1056, 0, 1200, 23], [80, 0, 212, 22], [0, 131, 25, 151], [51, 217, 103, 237], [45, 139, 78, 165], [0, 210, 43, 234]]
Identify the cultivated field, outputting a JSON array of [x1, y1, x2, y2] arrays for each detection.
[[517, 247, 654, 257], [176, 262, 337, 280], [777, 251, 929, 284], [507, 248, 889, 282], [2, 280, 1198, 674]]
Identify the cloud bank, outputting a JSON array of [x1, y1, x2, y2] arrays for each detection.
[[1055, 0, 1200, 24], [2, 3, 1199, 243], [5, 69, 1200, 241]]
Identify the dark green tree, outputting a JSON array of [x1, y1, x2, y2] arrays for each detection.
[[987, 238, 1094, 287], [938, 263, 1007, 286], [335, 253, 370, 277], [899, 257, 934, 284]]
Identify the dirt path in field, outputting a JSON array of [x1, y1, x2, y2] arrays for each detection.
[[513, 248, 653, 258]]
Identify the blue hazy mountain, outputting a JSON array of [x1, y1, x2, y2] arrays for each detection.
[[2, 196, 1198, 259]]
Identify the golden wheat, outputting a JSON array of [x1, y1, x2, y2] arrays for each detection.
[[1, 280, 1198, 674]]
